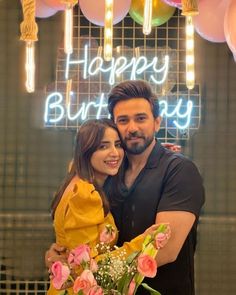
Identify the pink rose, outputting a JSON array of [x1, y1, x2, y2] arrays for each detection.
[[51, 261, 70, 290], [137, 254, 157, 278], [155, 226, 171, 249], [99, 224, 116, 244], [90, 259, 98, 273], [68, 244, 91, 266], [87, 285, 104, 295], [128, 279, 136, 295], [73, 270, 97, 294], [155, 233, 168, 249]]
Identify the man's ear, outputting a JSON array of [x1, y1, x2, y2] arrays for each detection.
[[154, 116, 162, 132]]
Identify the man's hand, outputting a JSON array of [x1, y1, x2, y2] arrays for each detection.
[[162, 142, 181, 153], [45, 243, 68, 269]]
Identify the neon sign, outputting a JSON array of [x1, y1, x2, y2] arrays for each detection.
[[44, 92, 108, 123], [65, 44, 169, 86], [44, 92, 193, 130], [159, 99, 193, 130], [44, 43, 201, 139]]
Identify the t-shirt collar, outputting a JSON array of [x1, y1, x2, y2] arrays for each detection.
[[145, 139, 165, 169]]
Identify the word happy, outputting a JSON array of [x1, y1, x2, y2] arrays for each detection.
[[65, 44, 169, 85]]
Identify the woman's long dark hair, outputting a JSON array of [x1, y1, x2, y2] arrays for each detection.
[[51, 119, 121, 219]]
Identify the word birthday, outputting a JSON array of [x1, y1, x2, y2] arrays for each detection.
[[65, 44, 170, 85], [44, 92, 193, 130]]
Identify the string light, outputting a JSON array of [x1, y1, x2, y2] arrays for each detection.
[[116, 46, 121, 55], [96, 46, 103, 70], [25, 41, 35, 93], [66, 79, 72, 106], [116, 46, 121, 78], [143, 0, 153, 35], [64, 4, 73, 54], [104, 0, 113, 61], [135, 47, 140, 58], [185, 16, 195, 90], [20, 0, 38, 93]]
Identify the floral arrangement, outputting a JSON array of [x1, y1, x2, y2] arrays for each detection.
[[50, 224, 170, 295]]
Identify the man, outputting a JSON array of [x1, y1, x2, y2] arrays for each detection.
[[46, 80, 205, 295]]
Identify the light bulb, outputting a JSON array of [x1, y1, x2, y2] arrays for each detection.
[[143, 0, 153, 35], [66, 79, 72, 106], [25, 41, 35, 93], [64, 5, 73, 54], [185, 16, 195, 90], [135, 47, 140, 58], [104, 0, 113, 61]]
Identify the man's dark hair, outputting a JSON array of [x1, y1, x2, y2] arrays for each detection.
[[108, 80, 159, 119]]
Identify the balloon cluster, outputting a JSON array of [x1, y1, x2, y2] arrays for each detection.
[[34, 0, 177, 27], [193, 0, 236, 60], [33, 0, 236, 61]]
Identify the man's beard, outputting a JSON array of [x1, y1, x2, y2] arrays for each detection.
[[122, 132, 154, 155]]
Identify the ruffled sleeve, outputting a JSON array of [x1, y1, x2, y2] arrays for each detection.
[[54, 178, 116, 251], [65, 180, 105, 228]]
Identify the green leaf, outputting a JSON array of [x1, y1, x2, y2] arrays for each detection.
[[143, 234, 152, 248], [117, 272, 133, 294], [122, 274, 134, 294], [117, 272, 129, 292], [141, 283, 162, 295], [155, 224, 167, 234], [126, 251, 139, 264]]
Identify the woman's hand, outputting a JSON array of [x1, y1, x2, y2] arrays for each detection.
[[46, 244, 78, 290], [45, 243, 69, 281]]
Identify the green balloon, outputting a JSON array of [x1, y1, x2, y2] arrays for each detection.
[[129, 0, 176, 27]]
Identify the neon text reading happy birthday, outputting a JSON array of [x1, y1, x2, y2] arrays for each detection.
[[44, 45, 195, 130]]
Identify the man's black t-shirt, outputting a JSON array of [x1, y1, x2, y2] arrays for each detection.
[[106, 140, 205, 295]]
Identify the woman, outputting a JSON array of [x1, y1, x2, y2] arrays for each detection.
[[47, 119, 149, 295]]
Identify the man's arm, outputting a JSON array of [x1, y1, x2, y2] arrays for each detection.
[[155, 211, 195, 266]]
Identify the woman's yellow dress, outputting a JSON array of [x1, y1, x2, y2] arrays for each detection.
[[47, 177, 144, 295]]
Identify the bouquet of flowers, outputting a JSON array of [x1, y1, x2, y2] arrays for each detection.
[[50, 224, 170, 295]]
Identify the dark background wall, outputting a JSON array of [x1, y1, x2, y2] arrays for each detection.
[[0, 1, 236, 294]]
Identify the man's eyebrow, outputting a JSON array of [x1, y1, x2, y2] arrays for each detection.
[[117, 115, 128, 118], [117, 113, 147, 118], [135, 113, 148, 116]]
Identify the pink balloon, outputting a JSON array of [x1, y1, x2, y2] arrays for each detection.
[[193, 0, 230, 43], [224, 0, 236, 55], [79, 0, 131, 26], [35, 0, 58, 18], [42, 0, 67, 11], [162, 0, 181, 8]]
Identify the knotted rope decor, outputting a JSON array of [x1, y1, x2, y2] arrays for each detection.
[[20, 0, 38, 42], [181, 0, 199, 16]]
